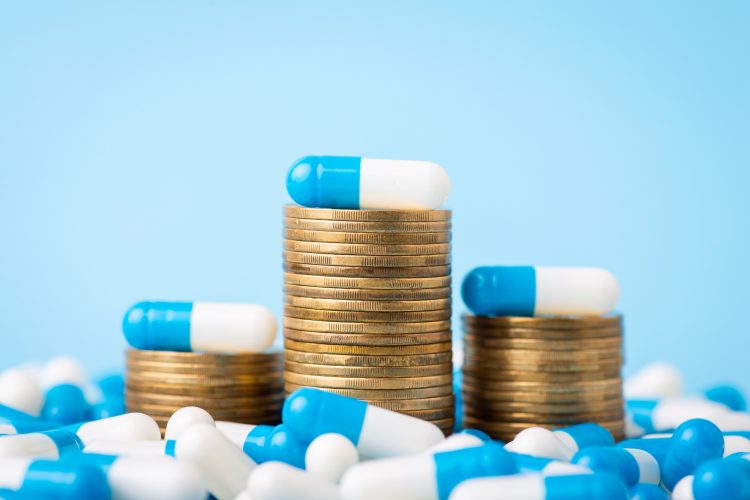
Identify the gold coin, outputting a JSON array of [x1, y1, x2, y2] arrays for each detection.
[[125, 398, 285, 414], [464, 326, 622, 340], [365, 395, 455, 411], [462, 409, 624, 424], [284, 218, 451, 233], [284, 284, 452, 301], [400, 408, 455, 420], [460, 367, 622, 383], [284, 206, 452, 222], [461, 398, 623, 414], [126, 350, 282, 364], [127, 371, 282, 386], [430, 417, 455, 429], [461, 418, 625, 439], [285, 295, 452, 311], [284, 383, 453, 400], [284, 229, 451, 245], [460, 387, 622, 403], [462, 314, 622, 330], [284, 318, 451, 334], [284, 251, 451, 268], [462, 345, 622, 362], [284, 361, 451, 377], [284, 306, 450, 323], [127, 403, 282, 419], [125, 391, 284, 408], [462, 335, 621, 351], [283, 329, 452, 346], [284, 349, 453, 367], [284, 262, 451, 278], [126, 360, 283, 376], [125, 380, 283, 396], [461, 357, 623, 373], [284, 339, 452, 355], [461, 375, 622, 390], [284, 273, 451, 289], [284, 240, 452, 256], [284, 372, 452, 390]]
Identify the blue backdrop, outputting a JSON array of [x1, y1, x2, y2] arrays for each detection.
[[1, 2, 748, 393]]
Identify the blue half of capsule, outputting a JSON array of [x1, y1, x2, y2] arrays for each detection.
[[286, 156, 361, 209], [122, 301, 192, 351], [461, 266, 536, 316]]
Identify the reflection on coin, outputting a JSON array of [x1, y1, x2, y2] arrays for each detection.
[[461, 398, 624, 414], [284, 251, 451, 268], [284, 383, 453, 400], [284, 360, 451, 378], [284, 229, 451, 245], [283, 329, 452, 346], [284, 295, 452, 312], [284, 318, 451, 334], [284, 218, 451, 233], [284, 339, 452, 355], [460, 386, 622, 403], [284, 273, 451, 289], [462, 314, 622, 330], [462, 346, 622, 362], [284, 206, 452, 222], [127, 350, 282, 365], [126, 360, 283, 375], [461, 376, 622, 392], [462, 409, 624, 424], [284, 240, 452, 256], [126, 381, 283, 397], [363, 395, 455, 411], [283, 350, 453, 367], [284, 306, 450, 323], [284, 284, 452, 301], [127, 371, 282, 386], [462, 357, 623, 373], [284, 262, 451, 278], [460, 367, 622, 383], [464, 326, 622, 340], [284, 372, 452, 390], [463, 335, 621, 350]]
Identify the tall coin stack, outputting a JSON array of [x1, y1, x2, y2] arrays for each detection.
[[461, 315, 624, 441], [282, 205, 454, 434], [125, 350, 284, 433]]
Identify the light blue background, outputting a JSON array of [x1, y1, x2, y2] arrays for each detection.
[[1, 2, 748, 393]]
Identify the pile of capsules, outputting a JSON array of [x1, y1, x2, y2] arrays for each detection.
[[1, 155, 749, 499]]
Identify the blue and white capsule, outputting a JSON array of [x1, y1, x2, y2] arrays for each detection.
[[672, 456, 750, 500], [0, 458, 110, 500], [462, 266, 620, 316], [505, 423, 615, 461], [283, 388, 444, 459], [123, 301, 277, 353], [216, 421, 308, 468], [512, 453, 592, 475], [40, 356, 91, 425], [286, 156, 451, 210], [572, 446, 660, 486], [0, 418, 59, 435], [448, 473, 628, 500], [340, 442, 516, 500]]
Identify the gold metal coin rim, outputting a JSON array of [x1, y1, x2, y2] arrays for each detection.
[[284, 206, 452, 222], [284, 349, 453, 367], [284, 295, 452, 311], [284, 317, 451, 334], [284, 339, 452, 355], [284, 383, 453, 400], [284, 262, 451, 278], [284, 218, 452, 233], [126, 350, 282, 364], [284, 305, 451, 323], [283, 239, 452, 256], [284, 284, 452, 301], [284, 372, 452, 389], [284, 228, 451, 244], [284, 251, 451, 267], [462, 314, 622, 330], [284, 361, 452, 377], [284, 273, 451, 289], [283, 329, 452, 346]]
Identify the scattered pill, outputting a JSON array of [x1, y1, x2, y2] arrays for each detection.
[[661, 419, 725, 490], [84, 439, 175, 457], [68, 412, 162, 444], [0, 457, 110, 499], [424, 431, 485, 454], [673, 456, 750, 500], [0, 429, 83, 459], [626, 396, 750, 435], [216, 421, 308, 468], [175, 423, 255, 500], [283, 388, 444, 459], [165, 406, 215, 441], [627, 483, 670, 500], [624, 363, 683, 400], [461, 266, 619, 316], [0, 419, 59, 435], [123, 301, 277, 353], [704, 384, 747, 412], [448, 473, 628, 500], [248, 461, 341, 500], [0, 370, 44, 417], [286, 156, 451, 210], [511, 453, 592, 475], [505, 423, 614, 461], [305, 433, 359, 483], [339, 442, 516, 500], [40, 356, 90, 424], [572, 446, 660, 485]]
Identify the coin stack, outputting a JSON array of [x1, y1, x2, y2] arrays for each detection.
[[125, 349, 284, 433], [283, 205, 454, 434], [461, 315, 624, 441]]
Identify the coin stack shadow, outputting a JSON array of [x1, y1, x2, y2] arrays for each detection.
[[125, 349, 284, 433], [461, 315, 624, 441], [283, 205, 454, 434]]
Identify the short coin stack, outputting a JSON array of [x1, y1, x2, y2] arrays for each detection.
[[461, 315, 624, 441], [283, 205, 454, 434], [125, 349, 284, 433]]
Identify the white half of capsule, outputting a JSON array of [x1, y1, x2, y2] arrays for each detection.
[[423, 433, 484, 454], [505, 427, 575, 461], [534, 267, 620, 316], [305, 433, 359, 484], [107, 456, 207, 500], [248, 461, 341, 500], [624, 362, 683, 400], [359, 159, 451, 210], [339, 454, 437, 500], [723, 435, 750, 456], [75, 413, 162, 445], [449, 474, 546, 500], [624, 448, 661, 484], [215, 421, 257, 448], [165, 406, 215, 441], [0, 457, 33, 490], [672, 475, 694, 500], [191, 303, 277, 353], [649, 397, 747, 431], [0, 369, 44, 416], [84, 440, 170, 457], [0, 433, 61, 459], [357, 405, 445, 458]]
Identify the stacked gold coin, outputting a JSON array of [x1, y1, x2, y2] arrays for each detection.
[[283, 205, 454, 434], [461, 315, 624, 441], [125, 349, 284, 432]]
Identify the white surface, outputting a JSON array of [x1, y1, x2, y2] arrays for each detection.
[[0, 458, 32, 490], [0, 369, 44, 416], [191, 303, 277, 353], [76, 413, 161, 445], [357, 405, 444, 458], [624, 362, 683, 399], [534, 267, 620, 315], [0, 433, 60, 459], [723, 435, 750, 456], [305, 433, 359, 484], [505, 427, 575, 461], [449, 474, 545, 500], [672, 475, 694, 500], [40, 356, 87, 388], [215, 421, 255, 448], [174, 424, 255, 500], [359, 159, 451, 210], [108, 456, 207, 500], [625, 448, 660, 484], [165, 407, 215, 441], [339, 454, 437, 500], [248, 461, 341, 500], [84, 440, 169, 457], [424, 433, 483, 454]]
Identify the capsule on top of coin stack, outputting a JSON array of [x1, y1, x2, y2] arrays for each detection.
[[121, 302, 284, 433], [459, 266, 624, 442], [283, 157, 454, 434]]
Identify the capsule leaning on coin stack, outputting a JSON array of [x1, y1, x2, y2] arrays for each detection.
[[282, 206, 455, 434], [122, 301, 283, 433]]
